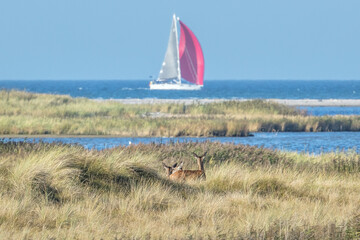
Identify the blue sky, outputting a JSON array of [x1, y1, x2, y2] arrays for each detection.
[[0, 0, 359, 80]]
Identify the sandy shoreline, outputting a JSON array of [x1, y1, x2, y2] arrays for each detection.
[[97, 98, 360, 107]]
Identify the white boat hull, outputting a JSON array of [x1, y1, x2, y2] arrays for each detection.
[[150, 83, 202, 90]]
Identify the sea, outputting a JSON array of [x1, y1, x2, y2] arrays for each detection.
[[2, 79, 360, 153], [1, 79, 360, 100]]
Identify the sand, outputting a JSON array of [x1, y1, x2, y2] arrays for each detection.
[[99, 98, 360, 107]]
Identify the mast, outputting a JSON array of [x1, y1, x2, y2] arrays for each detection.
[[174, 14, 181, 84]]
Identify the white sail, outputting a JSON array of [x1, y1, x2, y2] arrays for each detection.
[[157, 14, 180, 82], [150, 14, 204, 90]]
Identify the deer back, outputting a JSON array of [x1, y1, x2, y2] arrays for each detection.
[[169, 169, 206, 181]]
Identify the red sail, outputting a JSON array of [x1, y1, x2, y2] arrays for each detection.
[[179, 20, 204, 85]]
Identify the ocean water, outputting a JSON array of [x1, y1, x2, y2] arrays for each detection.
[[1, 80, 360, 100], [2, 132, 360, 153]]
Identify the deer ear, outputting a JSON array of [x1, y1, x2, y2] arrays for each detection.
[[172, 163, 178, 168], [178, 162, 184, 169], [192, 152, 199, 158], [162, 162, 169, 169]]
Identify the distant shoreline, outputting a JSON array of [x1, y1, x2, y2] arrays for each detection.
[[97, 98, 360, 107], [0, 135, 132, 138]]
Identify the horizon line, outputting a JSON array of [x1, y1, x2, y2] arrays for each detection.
[[1, 79, 360, 81]]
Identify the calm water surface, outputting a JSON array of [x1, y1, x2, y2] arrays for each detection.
[[1, 80, 360, 100], [3, 132, 360, 154], [297, 106, 360, 116]]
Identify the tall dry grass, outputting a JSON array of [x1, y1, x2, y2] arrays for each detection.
[[2, 90, 360, 137], [1, 141, 360, 239]]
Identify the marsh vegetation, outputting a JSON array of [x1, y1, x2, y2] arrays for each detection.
[[2, 90, 360, 137]]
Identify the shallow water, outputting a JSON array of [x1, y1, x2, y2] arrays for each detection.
[[297, 106, 360, 116], [3, 132, 360, 154]]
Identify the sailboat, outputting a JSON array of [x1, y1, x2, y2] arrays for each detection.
[[150, 14, 204, 90]]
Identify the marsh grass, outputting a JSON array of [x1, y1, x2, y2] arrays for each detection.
[[1, 141, 360, 239], [2, 90, 360, 137]]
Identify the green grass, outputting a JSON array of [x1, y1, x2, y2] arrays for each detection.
[[2, 90, 360, 137], [1, 141, 360, 239]]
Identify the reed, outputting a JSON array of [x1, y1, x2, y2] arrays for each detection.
[[1, 141, 360, 239], [1, 90, 360, 137]]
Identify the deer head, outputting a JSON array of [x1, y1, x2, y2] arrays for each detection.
[[162, 162, 181, 177], [192, 152, 207, 171]]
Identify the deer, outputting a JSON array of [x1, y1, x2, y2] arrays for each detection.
[[169, 152, 207, 181], [162, 162, 181, 177]]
